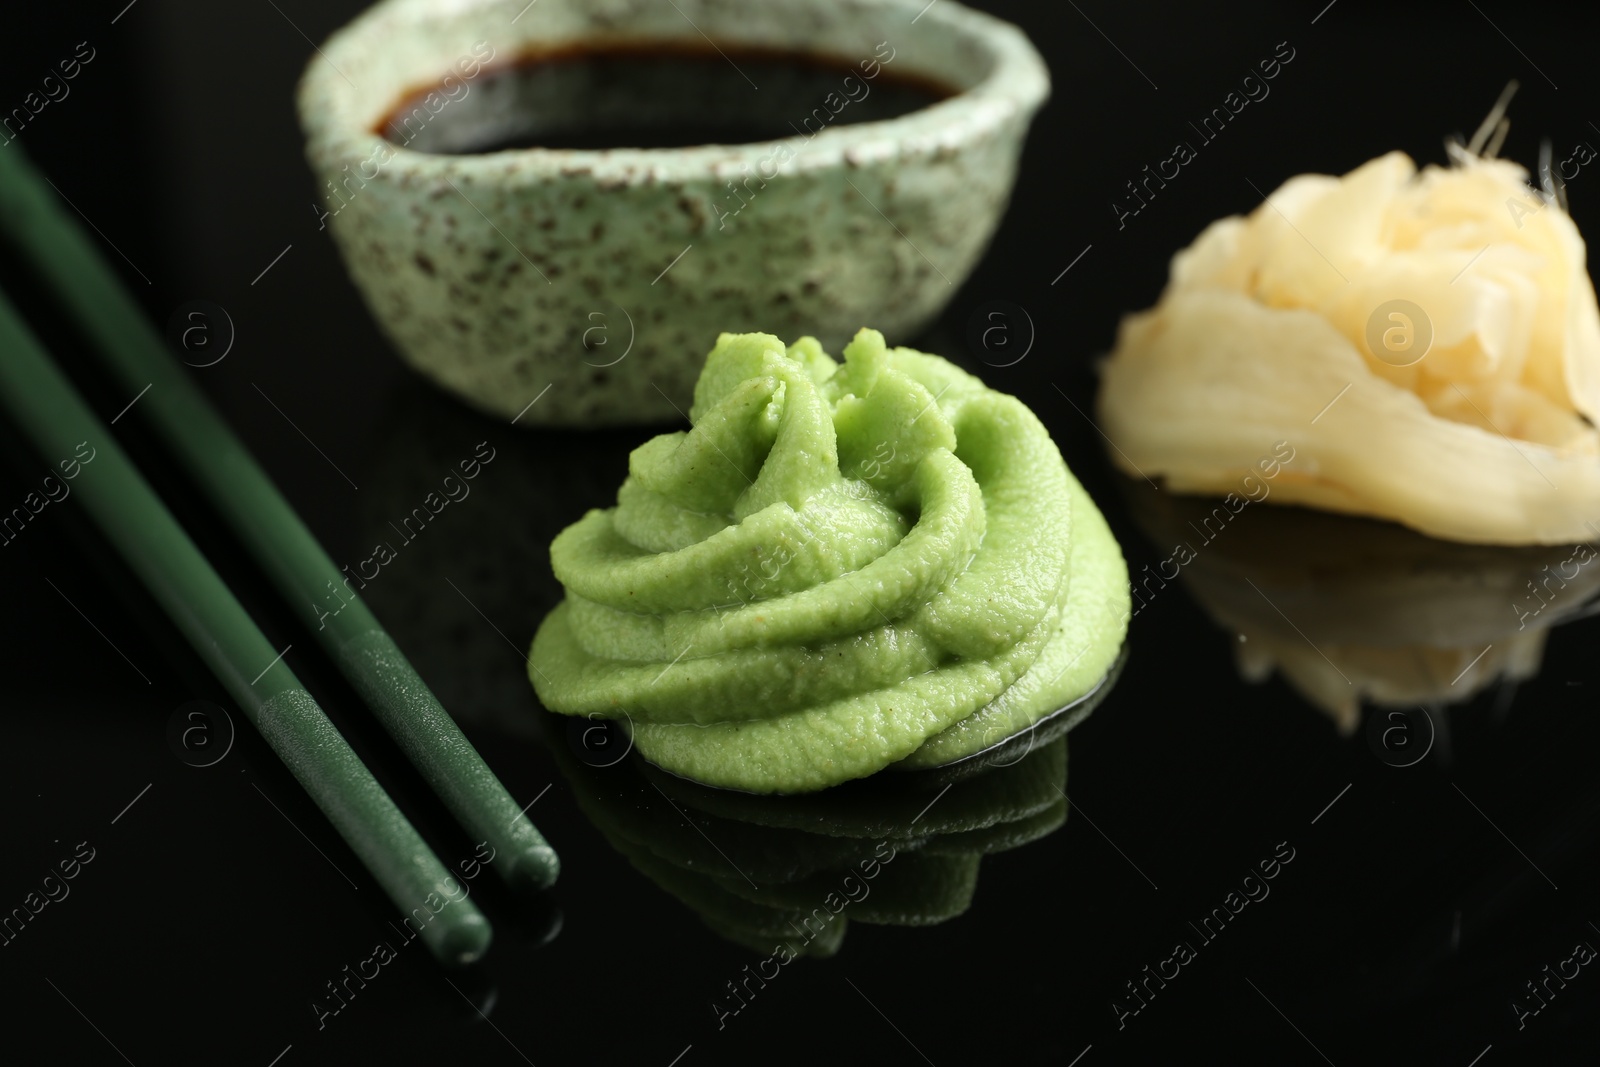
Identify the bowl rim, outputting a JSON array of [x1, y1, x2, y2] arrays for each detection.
[[298, 0, 1051, 185]]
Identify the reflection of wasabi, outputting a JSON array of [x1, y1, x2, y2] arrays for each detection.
[[530, 329, 1128, 793], [547, 715, 1069, 966]]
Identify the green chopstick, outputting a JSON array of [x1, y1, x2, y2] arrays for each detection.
[[0, 146, 557, 893], [0, 289, 491, 966]]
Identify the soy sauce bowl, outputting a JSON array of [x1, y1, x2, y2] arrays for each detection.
[[296, 0, 1049, 427]]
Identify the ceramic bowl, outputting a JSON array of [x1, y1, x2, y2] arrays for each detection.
[[298, 0, 1049, 426]]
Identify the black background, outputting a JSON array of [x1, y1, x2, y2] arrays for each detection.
[[3, 1, 1599, 1064]]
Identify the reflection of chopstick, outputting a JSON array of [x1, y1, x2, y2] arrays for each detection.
[[0, 292, 491, 966], [0, 147, 557, 891]]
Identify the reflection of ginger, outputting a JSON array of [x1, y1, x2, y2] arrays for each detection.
[[1122, 479, 1600, 731], [1230, 627, 1547, 735]]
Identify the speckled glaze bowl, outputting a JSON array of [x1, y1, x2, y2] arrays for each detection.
[[298, 0, 1049, 426]]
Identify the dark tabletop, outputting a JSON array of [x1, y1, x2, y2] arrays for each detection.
[[3, 1, 1599, 1064]]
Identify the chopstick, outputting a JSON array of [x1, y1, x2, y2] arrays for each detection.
[[0, 146, 558, 894], [0, 289, 492, 966]]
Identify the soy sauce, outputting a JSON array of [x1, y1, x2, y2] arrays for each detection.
[[377, 41, 956, 153]]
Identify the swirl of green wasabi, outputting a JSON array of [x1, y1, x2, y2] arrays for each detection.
[[529, 329, 1128, 793]]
